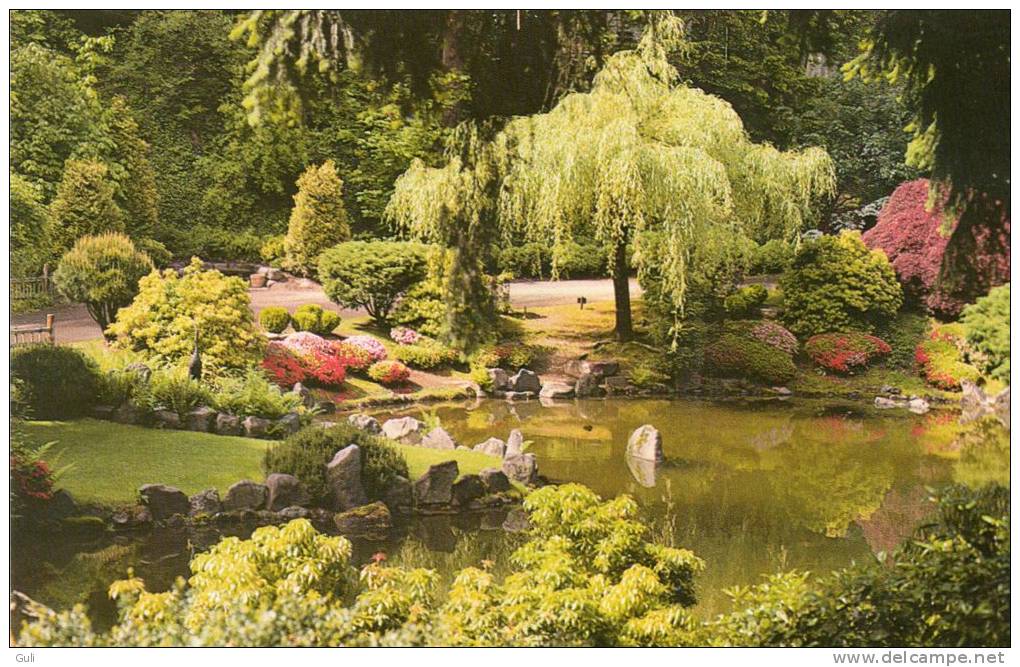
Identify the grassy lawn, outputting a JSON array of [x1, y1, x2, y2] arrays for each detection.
[[24, 419, 508, 506], [24, 419, 269, 505]]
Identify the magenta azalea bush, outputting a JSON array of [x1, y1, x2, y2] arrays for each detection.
[[279, 332, 334, 358], [749, 321, 799, 356], [344, 335, 388, 362], [390, 326, 421, 345]]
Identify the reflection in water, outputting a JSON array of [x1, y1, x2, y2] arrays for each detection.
[[14, 398, 983, 622]]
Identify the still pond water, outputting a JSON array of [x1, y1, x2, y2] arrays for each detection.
[[14, 397, 1003, 626]]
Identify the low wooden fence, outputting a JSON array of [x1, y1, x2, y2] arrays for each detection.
[[11, 266, 54, 303], [11, 314, 56, 347]]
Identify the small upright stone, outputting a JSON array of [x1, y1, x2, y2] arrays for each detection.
[[502, 453, 539, 486], [505, 429, 525, 458], [487, 368, 510, 391], [326, 445, 367, 511], [473, 437, 506, 457], [413, 460, 459, 506], [347, 413, 381, 434], [265, 473, 310, 511], [382, 416, 425, 444], [421, 426, 457, 450], [509, 369, 542, 393], [626, 425, 664, 462]]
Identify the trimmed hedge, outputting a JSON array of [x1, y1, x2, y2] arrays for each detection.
[[291, 304, 341, 336], [259, 307, 291, 334], [703, 334, 796, 385], [11, 345, 100, 419]]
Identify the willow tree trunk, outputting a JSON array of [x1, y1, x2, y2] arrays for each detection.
[[612, 233, 633, 341]]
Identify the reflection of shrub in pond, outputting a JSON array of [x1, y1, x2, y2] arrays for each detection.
[[952, 418, 1009, 489]]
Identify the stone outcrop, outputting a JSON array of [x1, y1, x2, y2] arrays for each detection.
[[275, 413, 302, 435], [381, 475, 412, 513], [153, 410, 181, 429], [215, 412, 242, 436], [479, 468, 511, 493], [189, 489, 222, 516], [185, 407, 217, 432], [265, 473, 310, 511], [223, 480, 269, 511], [326, 445, 367, 511], [502, 453, 539, 486], [626, 425, 664, 462], [348, 413, 382, 434], [487, 368, 510, 391], [243, 416, 272, 438], [564, 359, 619, 380], [961, 381, 1011, 429], [421, 426, 457, 450], [413, 460, 459, 506], [505, 429, 525, 458], [509, 369, 542, 393], [139, 484, 189, 521], [451, 474, 486, 506], [334, 501, 392, 535], [382, 416, 425, 444], [539, 382, 575, 399], [473, 437, 506, 457]]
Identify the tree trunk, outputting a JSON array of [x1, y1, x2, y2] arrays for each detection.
[[612, 235, 633, 341]]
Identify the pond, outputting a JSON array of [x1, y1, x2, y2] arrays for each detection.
[[13, 397, 1003, 626]]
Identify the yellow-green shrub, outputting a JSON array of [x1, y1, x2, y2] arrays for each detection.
[[283, 161, 350, 276], [259, 307, 291, 334], [291, 304, 341, 335]]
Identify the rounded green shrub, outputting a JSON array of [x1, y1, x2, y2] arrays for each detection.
[[319, 240, 430, 324], [291, 304, 341, 335], [53, 233, 154, 332], [780, 232, 902, 338], [723, 284, 768, 317], [259, 307, 291, 334], [960, 283, 1010, 383], [703, 334, 796, 385], [264, 423, 409, 506], [11, 344, 100, 419]]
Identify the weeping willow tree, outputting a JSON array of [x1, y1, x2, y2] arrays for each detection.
[[388, 15, 835, 343]]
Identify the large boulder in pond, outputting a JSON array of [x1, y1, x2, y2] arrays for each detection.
[[473, 437, 506, 457], [326, 445, 367, 511], [382, 416, 425, 444], [139, 484, 189, 522], [479, 468, 511, 493], [223, 480, 268, 511], [627, 425, 664, 463], [505, 429, 525, 458], [502, 453, 539, 486], [509, 369, 542, 393], [347, 413, 381, 434], [189, 489, 222, 516], [265, 473, 310, 511], [421, 426, 457, 450], [626, 456, 657, 488], [539, 381, 575, 399], [334, 501, 392, 536], [413, 460, 459, 506]]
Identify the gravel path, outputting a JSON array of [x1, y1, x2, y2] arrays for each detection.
[[10, 278, 642, 344]]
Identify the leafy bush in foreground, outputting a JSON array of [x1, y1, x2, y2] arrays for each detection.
[[211, 369, 303, 420], [781, 232, 902, 338], [804, 332, 891, 374], [11, 345, 100, 419], [264, 423, 409, 505], [960, 284, 1010, 384], [16, 484, 1007, 647], [703, 334, 796, 385]]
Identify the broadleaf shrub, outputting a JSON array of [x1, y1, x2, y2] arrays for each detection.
[[108, 258, 265, 373], [780, 232, 902, 338], [724, 320, 799, 356], [723, 285, 768, 317], [863, 179, 1010, 317], [144, 369, 213, 421], [53, 233, 154, 332], [804, 332, 891, 374], [703, 334, 796, 385], [332, 341, 373, 373], [368, 360, 411, 386], [960, 284, 1010, 383], [211, 370, 303, 420], [390, 326, 421, 345], [264, 423, 409, 505], [259, 307, 291, 334], [914, 325, 980, 391], [319, 241, 429, 323], [291, 304, 341, 336], [11, 345, 100, 419]]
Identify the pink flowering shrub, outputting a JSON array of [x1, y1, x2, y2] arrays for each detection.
[[279, 332, 334, 358], [390, 326, 421, 345], [748, 321, 799, 356], [863, 179, 1010, 317], [344, 335, 388, 362], [805, 332, 891, 374]]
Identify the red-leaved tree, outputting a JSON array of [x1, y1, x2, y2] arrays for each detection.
[[863, 179, 1009, 318]]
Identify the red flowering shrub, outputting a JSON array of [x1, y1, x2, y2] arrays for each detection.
[[863, 179, 1010, 317], [261, 342, 308, 387], [804, 332, 891, 374], [368, 360, 411, 386], [914, 324, 980, 391], [10, 455, 55, 503], [305, 351, 347, 387]]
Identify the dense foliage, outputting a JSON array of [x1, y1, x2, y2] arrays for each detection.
[[914, 325, 980, 391], [959, 284, 1010, 384], [319, 241, 430, 324], [108, 258, 265, 372], [11, 173, 50, 277], [259, 307, 291, 334], [781, 232, 902, 338], [391, 339, 459, 370], [53, 233, 154, 332], [10, 345, 100, 419], [264, 424, 409, 505], [290, 304, 342, 336], [723, 285, 768, 318], [703, 334, 796, 385], [46, 160, 125, 259]]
